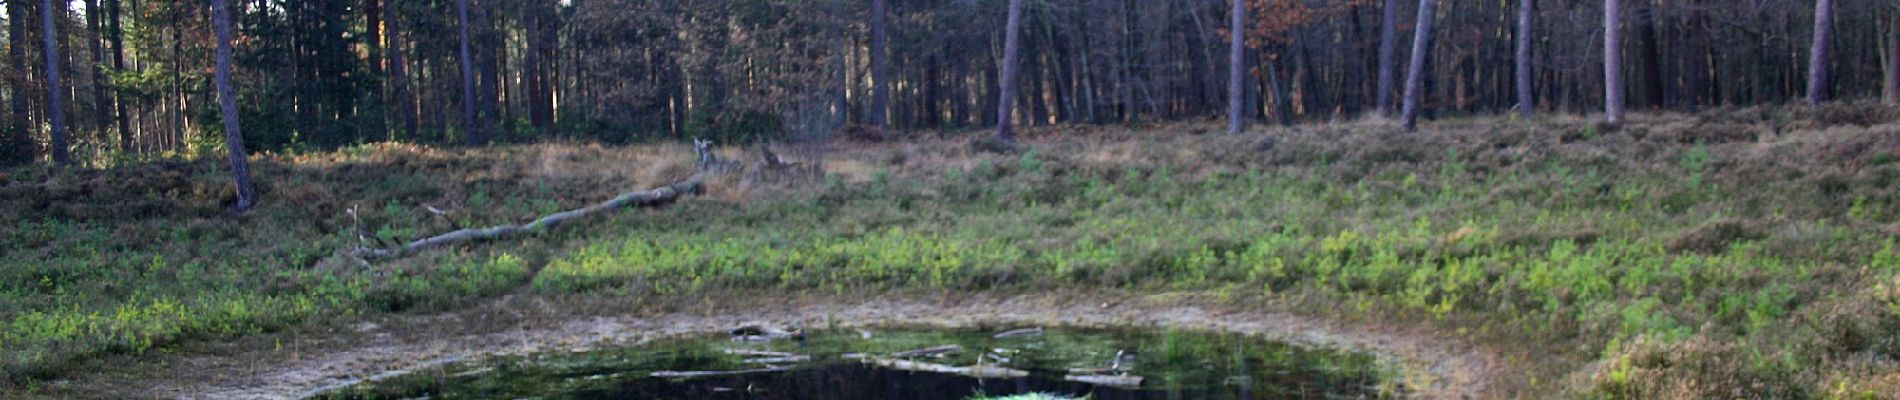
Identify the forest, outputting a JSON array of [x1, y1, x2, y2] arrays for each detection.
[[4, 0, 1900, 399], [1, 0, 1895, 162]]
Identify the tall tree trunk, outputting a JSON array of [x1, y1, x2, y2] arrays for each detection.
[[1399, 0, 1435, 131], [832, 0, 849, 126], [386, 0, 415, 140], [365, 0, 381, 76], [1604, 0, 1625, 123], [1637, 1, 1663, 108], [41, 0, 68, 164], [86, 0, 108, 150], [1806, 0, 1833, 106], [1886, 10, 1899, 104], [1226, 0, 1245, 135], [871, 0, 890, 127], [523, 4, 539, 131], [1375, 0, 1400, 117], [477, 6, 500, 137], [108, 0, 128, 153], [526, 0, 553, 130], [1515, 0, 1533, 117], [457, 0, 479, 145], [1075, 1, 1097, 124], [996, 0, 1024, 143], [169, 8, 182, 152], [1266, 53, 1293, 126], [5, 0, 35, 164], [212, 0, 256, 212]]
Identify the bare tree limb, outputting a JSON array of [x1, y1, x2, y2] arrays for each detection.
[[349, 172, 707, 261]]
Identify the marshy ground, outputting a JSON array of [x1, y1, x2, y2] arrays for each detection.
[[5, 104, 1900, 398]]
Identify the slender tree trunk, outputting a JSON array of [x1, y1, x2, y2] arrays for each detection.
[[1375, 0, 1400, 117], [871, 0, 890, 128], [1515, 0, 1534, 117], [1399, 0, 1435, 131], [476, 6, 499, 137], [169, 9, 182, 152], [1637, 1, 1663, 108], [365, 0, 381, 76], [996, 0, 1024, 143], [5, 0, 35, 164], [457, 0, 479, 145], [832, 0, 849, 126], [1806, 0, 1833, 106], [1226, 0, 1245, 135], [212, 0, 256, 212], [1075, 2, 1097, 124], [41, 0, 68, 164], [532, 1, 555, 129], [1886, 10, 1899, 104], [1604, 0, 1625, 123], [108, 0, 128, 153], [86, 0, 108, 150], [386, 0, 415, 140], [1266, 54, 1292, 126]]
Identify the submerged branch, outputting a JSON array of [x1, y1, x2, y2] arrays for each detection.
[[861, 357, 1028, 379]]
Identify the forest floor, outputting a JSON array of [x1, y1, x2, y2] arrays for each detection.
[[5, 104, 1900, 398]]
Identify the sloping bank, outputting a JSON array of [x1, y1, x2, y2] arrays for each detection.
[[143, 292, 1504, 399]]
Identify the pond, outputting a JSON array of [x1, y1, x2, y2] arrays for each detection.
[[313, 326, 1400, 399]]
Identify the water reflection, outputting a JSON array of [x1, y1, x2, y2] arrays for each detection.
[[318, 328, 1397, 400]]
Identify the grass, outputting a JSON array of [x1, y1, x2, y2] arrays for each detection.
[[5, 104, 1900, 398]]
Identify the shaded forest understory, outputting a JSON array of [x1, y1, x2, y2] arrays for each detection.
[[4, 106, 1900, 398]]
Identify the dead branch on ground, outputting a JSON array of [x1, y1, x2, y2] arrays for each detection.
[[348, 140, 728, 262]]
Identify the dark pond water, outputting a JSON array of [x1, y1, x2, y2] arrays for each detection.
[[316, 327, 1399, 399]]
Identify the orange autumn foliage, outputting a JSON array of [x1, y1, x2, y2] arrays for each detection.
[[1239, 0, 1377, 47]]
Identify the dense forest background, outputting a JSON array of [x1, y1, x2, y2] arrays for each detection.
[[1, 0, 1897, 166]]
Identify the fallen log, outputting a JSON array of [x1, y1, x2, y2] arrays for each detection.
[[889, 344, 963, 358], [1065, 374, 1144, 388], [1066, 367, 1116, 374], [742, 355, 812, 364], [650, 367, 781, 378], [348, 172, 706, 261], [722, 349, 799, 357], [730, 323, 803, 342], [862, 357, 1028, 379], [993, 327, 1044, 338]]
